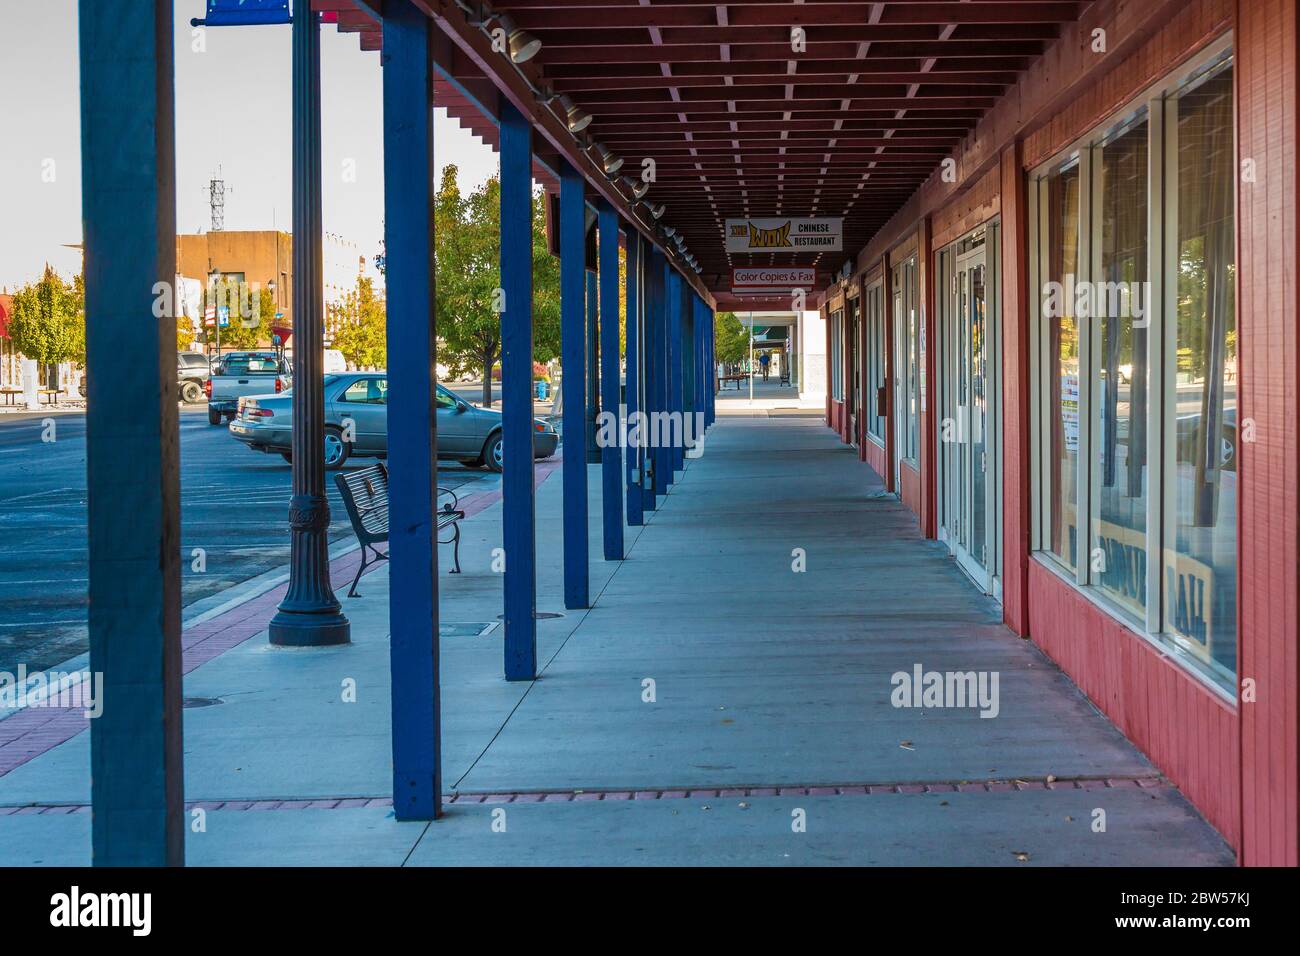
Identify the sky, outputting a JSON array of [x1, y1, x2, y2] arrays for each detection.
[[0, 0, 499, 291]]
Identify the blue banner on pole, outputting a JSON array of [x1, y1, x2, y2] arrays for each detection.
[[197, 0, 291, 27]]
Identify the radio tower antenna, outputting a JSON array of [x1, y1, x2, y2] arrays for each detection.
[[206, 167, 229, 231]]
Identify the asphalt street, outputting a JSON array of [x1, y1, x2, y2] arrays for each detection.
[[0, 404, 500, 676]]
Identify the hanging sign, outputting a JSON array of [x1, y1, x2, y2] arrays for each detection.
[[725, 217, 843, 253], [731, 267, 817, 295]]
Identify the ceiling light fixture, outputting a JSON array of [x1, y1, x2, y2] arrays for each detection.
[[492, 13, 542, 64]]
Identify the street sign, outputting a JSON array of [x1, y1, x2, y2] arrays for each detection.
[[731, 267, 817, 296], [725, 217, 843, 253], [194, 0, 291, 27]]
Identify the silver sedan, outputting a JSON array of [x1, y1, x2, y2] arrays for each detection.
[[227, 372, 558, 471]]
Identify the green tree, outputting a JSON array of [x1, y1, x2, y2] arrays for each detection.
[[333, 276, 387, 369], [199, 282, 272, 352], [714, 311, 748, 366], [434, 165, 563, 406], [8, 266, 84, 385]]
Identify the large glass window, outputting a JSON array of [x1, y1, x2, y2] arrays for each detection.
[[1030, 44, 1236, 692], [829, 307, 844, 401], [865, 281, 886, 442], [1163, 57, 1236, 682], [1039, 161, 1081, 571], [1092, 112, 1150, 615], [892, 256, 919, 462]]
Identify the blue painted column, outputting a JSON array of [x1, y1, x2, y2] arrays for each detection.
[[708, 307, 717, 426], [81, 0, 184, 867], [642, 247, 661, 512], [668, 269, 685, 475], [382, 0, 439, 821], [500, 102, 537, 680], [586, 270, 601, 463], [625, 233, 644, 526], [559, 162, 588, 607], [598, 201, 624, 558], [653, 256, 672, 497]]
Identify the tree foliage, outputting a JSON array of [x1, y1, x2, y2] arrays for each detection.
[[434, 164, 562, 405], [8, 266, 84, 368], [714, 311, 748, 366], [332, 276, 387, 369]]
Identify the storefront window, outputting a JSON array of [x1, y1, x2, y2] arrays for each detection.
[[1031, 44, 1236, 692], [1042, 161, 1081, 571], [893, 256, 919, 462], [1092, 113, 1150, 615], [865, 282, 886, 442], [829, 308, 843, 401], [1162, 58, 1236, 681]]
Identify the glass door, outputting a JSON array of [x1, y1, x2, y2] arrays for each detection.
[[847, 296, 860, 447], [944, 234, 1000, 596]]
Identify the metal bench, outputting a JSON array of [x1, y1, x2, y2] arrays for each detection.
[[333, 462, 464, 598], [719, 373, 746, 390]]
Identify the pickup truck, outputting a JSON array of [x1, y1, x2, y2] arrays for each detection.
[[205, 351, 291, 425]]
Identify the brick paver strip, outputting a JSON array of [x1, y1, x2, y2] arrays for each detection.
[[0, 774, 1171, 816]]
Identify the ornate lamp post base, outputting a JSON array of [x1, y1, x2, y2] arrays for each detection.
[[268, 492, 350, 647], [268, 611, 351, 647]]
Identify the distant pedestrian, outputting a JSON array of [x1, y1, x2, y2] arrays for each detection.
[[759, 352, 771, 381]]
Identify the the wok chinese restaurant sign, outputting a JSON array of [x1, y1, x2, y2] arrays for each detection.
[[725, 217, 843, 253], [731, 267, 817, 295]]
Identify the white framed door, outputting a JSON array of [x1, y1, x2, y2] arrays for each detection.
[[941, 229, 1001, 597]]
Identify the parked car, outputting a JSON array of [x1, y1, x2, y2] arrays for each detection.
[[177, 351, 210, 404], [206, 351, 291, 425], [227, 372, 558, 471]]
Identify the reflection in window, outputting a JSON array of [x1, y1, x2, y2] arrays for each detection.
[[1093, 115, 1150, 615], [1043, 162, 1080, 570], [1163, 60, 1236, 681]]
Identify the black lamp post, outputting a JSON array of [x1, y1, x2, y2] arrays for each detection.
[[268, 3, 349, 647]]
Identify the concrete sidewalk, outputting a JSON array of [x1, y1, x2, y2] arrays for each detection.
[[0, 407, 1234, 866]]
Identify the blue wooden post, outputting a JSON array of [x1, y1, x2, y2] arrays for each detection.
[[652, 255, 672, 498], [81, 0, 184, 867], [708, 307, 716, 426], [559, 162, 588, 607], [598, 201, 624, 558], [382, 0, 440, 821], [500, 101, 537, 680], [643, 247, 660, 512], [586, 270, 601, 463], [668, 270, 684, 475], [625, 233, 644, 526]]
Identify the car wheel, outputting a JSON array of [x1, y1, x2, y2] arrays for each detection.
[[281, 451, 293, 464], [181, 381, 203, 404], [324, 426, 350, 470], [483, 432, 503, 473], [208, 407, 223, 426]]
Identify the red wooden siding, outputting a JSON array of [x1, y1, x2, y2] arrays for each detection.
[[1028, 561, 1240, 848], [1237, 0, 1299, 867]]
